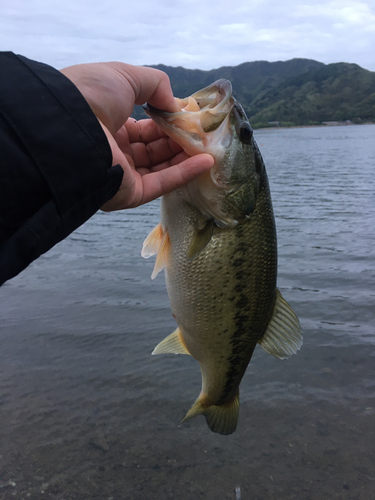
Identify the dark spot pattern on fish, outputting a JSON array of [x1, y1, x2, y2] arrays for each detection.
[[232, 258, 243, 268], [216, 341, 256, 405], [214, 184, 278, 406], [235, 293, 250, 310], [147, 80, 286, 434], [216, 296, 254, 403]]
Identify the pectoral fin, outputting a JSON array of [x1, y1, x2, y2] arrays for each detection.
[[258, 288, 303, 359], [141, 223, 164, 258], [141, 223, 171, 279], [187, 220, 214, 260], [151, 230, 171, 279], [152, 327, 191, 355]]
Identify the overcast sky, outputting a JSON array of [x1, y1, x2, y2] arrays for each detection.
[[1, 0, 374, 72]]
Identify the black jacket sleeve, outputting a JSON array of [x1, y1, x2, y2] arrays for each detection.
[[0, 52, 124, 286]]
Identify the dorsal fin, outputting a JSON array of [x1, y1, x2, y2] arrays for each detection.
[[258, 288, 302, 359], [152, 327, 191, 355]]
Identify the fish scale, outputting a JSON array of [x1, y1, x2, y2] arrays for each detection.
[[142, 79, 302, 435]]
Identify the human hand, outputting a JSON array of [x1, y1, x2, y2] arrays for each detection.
[[60, 62, 214, 210]]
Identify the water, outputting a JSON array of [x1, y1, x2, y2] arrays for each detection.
[[1, 125, 374, 499]]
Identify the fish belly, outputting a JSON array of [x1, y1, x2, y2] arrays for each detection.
[[161, 183, 277, 408]]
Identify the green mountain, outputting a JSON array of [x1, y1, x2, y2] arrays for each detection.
[[248, 62, 375, 127], [132, 59, 375, 127]]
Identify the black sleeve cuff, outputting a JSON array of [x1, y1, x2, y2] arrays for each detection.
[[0, 52, 124, 285]]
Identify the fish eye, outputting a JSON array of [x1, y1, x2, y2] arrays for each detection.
[[239, 123, 253, 144]]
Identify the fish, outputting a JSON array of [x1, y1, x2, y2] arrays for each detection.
[[141, 79, 302, 435]]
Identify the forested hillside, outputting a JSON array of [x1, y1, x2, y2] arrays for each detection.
[[132, 58, 375, 127]]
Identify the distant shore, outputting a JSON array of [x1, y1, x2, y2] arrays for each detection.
[[253, 121, 374, 131]]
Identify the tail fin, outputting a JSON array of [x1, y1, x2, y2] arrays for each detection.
[[179, 391, 239, 435]]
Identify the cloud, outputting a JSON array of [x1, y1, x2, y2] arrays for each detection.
[[294, 0, 375, 25], [0, 0, 374, 71]]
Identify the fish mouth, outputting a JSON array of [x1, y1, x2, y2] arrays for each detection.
[[143, 79, 235, 157]]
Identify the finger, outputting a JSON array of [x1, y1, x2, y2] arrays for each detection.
[[146, 151, 190, 172], [62, 63, 180, 136], [131, 68, 180, 112], [135, 154, 214, 206], [134, 150, 188, 177], [129, 138, 183, 169], [125, 117, 168, 144], [113, 64, 180, 113], [101, 122, 135, 167], [115, 120, 184, 168]]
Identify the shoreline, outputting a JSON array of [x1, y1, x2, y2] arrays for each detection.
[[254, 121, 374, 131]]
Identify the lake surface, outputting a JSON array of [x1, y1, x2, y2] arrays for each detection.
[[1, 124, 375, 499]]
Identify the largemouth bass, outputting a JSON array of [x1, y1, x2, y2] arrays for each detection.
[[142, 79, 302, 435]]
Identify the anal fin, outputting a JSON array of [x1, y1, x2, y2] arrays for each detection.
[[258, 288, 303, 359], [179, 390, 239, 436], [152, 327, 191, 355]]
